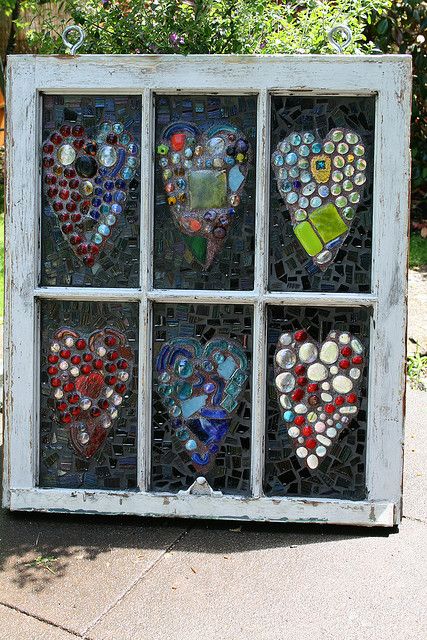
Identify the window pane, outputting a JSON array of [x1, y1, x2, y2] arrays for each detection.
[[153, 95, 257, 290], [264, 305, 370, 499], [41, 95, 141, 287], [151, 302, 253, 494], [269, 96, 374, 292], [39, 301, 139, 489]]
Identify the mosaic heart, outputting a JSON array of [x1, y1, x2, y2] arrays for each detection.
[[271, 129, 367, 271], [157, 123, 250, 269], [156, 337, 248, 472], [42, 122, 139, 267], [274, 329, 365, 470], [47, 327, 133, 458]]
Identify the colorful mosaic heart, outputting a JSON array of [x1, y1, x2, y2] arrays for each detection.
[[47, 327, 134, 458], [274, 329, 365, 470], [155, 337, 248, 472], [157, 123, 250, 269], [271, 129, 367, 271], [42, 122, 139, 267]]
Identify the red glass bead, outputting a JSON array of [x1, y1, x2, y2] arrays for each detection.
[[325, 404, 335, 414], [58, 179, 68, 187], [339, 359, 350, 369], [68, 393, 79, 404], [83, 353, 93, 362], [60, 349, 71, 359], [71, 192, 82, 202], [108, 350, 119, 361], [105, 375, 117, 386], [48, 354, 59, 364], [84, 255, 95, 267], [89, 244, 99, 255], [306, 438, 316, 449], [81, 364, 91, 375], [43, 157, 54, 168], [43, 143, 54, 154], [72, 125, 84, 137], [335, 396, 345, 406], [63, 382, 75, 392], [52, 201, 64, 212], [352, 355, 363, 365], [61, 412, 72, 424], [69, 234, 81, 245], [93, 359, 104, 370], [76, 339, 86, 350], [45, 174, 57, 185], [47, 187, 58, 198], [294, 330, 307, 342], [105, 363, 117, 373], [294, 364, 305, 375], [60, 124, 71, 136], [69, 177, 80, 188], [47, 366, 58, 375], [294, 415, 305, 426], [77, 243, 89, 255], [347, 393, 357, 404], [70, 406, 81, 417], [98, 399, 109, 410], [71, 355, 81, 365], [297, 376, 307, 386], [291, 388, 304, 401], [341, 346, 352, 356], [59, 189, 70, 200], [91, 407, 101, 417], [105, 335, 117, 347], [307, 383, 318, 393], [58, 214, 70, 223], [71, 213, 82, 223], [50, 132, 63, 145], [81, 200, 90, 213], [56, 401, 68, 412], [61, 223, 73, 235], [115, 383, 126, 394], [302, 426, 312, 437], [51, 377, 61, 387], [73, 139, 85, 150], [64, 168, 76, 179], [117, 359, 128, 370]]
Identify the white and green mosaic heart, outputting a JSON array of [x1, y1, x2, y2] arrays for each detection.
[[271, 129, 367, 271]]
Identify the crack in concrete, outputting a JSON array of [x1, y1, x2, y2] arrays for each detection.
[[82, 527, 191, 639], [0, 601, 83, 638], [403, 515, 427, 525]]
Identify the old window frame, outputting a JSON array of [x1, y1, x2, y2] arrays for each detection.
[[3, 54, 411, 526]]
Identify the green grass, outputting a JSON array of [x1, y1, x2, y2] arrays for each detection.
[[409, 233, 427, 269], [407, 347, 427, 391]]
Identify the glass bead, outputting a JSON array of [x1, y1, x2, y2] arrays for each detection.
[[310, 196, 322, 208], [344, 164, 355, 177], [286, 192, 298, 204], [349, 192, 360, 203], [318, 185, 329, 197], [354, 144, 365, 156], [354, 172, 366, 185], [337, 142, 349, 154], [289, 167, 299, 178], [333, 155, 345, 168], [303, 132, 315, 144], [323, 141, 335, 154], [112, 122, 124, 134], [290, 133, 301, 146], [298, 198, 309, 209], [332, 170, 343, 182], [122, 167, 134, 180], [356, 158, 367, 170], [299, 144, 310, 156], [335, 195, 347, 208], [298, 158, 309, 169], [105, 214, 116, 226], [316, 249, 332, 265], [299, 343, 318, 364], [285, 152, 298, 166], [331, 130, 344, 142], [300, 171, 312, 183], [93, 233, 103, 245], [75, 156, 97, 178], [127, 157, 138, 168], [98, 145, 117, 167], [280, 181, 292, 193], [273, 152, 284, 167], [57, 144, 76, 166], [346, 132, 359, 144], [98, 224, 110, 237], [302, 182, 316, 196], [279, 141, 291, 153], [343, 206, 355, 220], [111, 204, 123, 214], [276, 349, 297, 369], [120, 133, 131, 145], [79, 181, 94, 196], [312, 143, 322, 153], [343, 180, 353, 191], [275, 372, 295, 393]]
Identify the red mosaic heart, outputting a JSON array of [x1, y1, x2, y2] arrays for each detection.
[[274, 329, 365, 470], [42, 122, 139, 267], [47, 327, 134, 458]]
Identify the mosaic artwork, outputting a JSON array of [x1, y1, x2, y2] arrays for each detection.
[[157, 123, 250, 269], [152, 303, 252, 494], [271, 129, 367, 271], [40, 301, 138, 490], [46, 327, 134, 459], [154, 95, 257, 290], [265, 305, 369, 500], [274, 329, 365, 470], [269, 96, 374, 292], [155, 337, 248, 472], [41, 95, 141, 287]]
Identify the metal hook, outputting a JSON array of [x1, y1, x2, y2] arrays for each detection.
[[328, 25, 352, 54], [62, 25, 85, 55]]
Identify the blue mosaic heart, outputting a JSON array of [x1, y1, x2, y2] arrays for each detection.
[[156, 337, 248, 472]]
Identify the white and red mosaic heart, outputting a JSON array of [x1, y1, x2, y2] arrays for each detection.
[[274, 329, 365, 470], [47, 327, 133, 458], [42, 122, 139, 267]]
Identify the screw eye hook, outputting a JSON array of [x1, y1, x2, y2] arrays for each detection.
[[62, 25, 85, 56], [328, 25, 352, 54]]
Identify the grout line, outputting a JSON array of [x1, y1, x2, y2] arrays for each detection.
[[403, 515, 427, 525], [82, 526, 191, 638], [0, 601, 83, 638]]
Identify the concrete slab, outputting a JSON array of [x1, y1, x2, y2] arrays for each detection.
[[0, 510, 185, 636], [0, 604, 77, 640], [407, 268, 427, 357], [89, 517, 427, 640], [403, 389, 427, 522]]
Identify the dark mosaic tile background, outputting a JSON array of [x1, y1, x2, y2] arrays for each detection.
[[264, 305, 370, 500], [153, 94, 257, 291], [41, 95, 141, 288], [151, 303, 253, 494], [269, 96, 375, 293], [39, 300, 139, 490]]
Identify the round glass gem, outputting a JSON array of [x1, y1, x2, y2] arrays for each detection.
[[332, 375, 353, 393], [175, 381, 193, 400], [79, 180, 94, 196], [285, 152, 298, 166], [170, 405, 182, 418], [343, 206, 355, 220], [307, 363, 328, 382], [307, 454, 319, 470], [354, 144, 365, 156], [286, 192, 298, 204], [280, 394, 292, 409], [337, 142, 349, 154], [106, 214, 116, 226], [75, 156, 97, 178], [323, 141, 335, 154], [290, 133, 302, 146], [280, 181, 292, 193], [343, 180, 353, 191], [312, 143, 322, 153], [354, 172, 366, 185], [346, 132, 359, 144], [288, 426, 300, 438], [303, 132, 315, 144], [159, 158, 168, 168], [122, 167, 134, 180], [344, 164, 355, 177], [278, 168, 288, 180], [319, 341, 339, 364], [316, 249, 332, 265], [98, 145, 118, 168], [57, 144, 76, 166], [331, 184, 342, 196], [175, 358, 193, 378], [279, 333, 292, 346], [279, 141, 291, 154], [318, 185, 329, 197], [333, 155, 345, 168], [310, 196, 322, 208], [298, 343, 318, 364], [100, 122, 111, 134], [351, 338, 363, 354], [300, 171, 312, 183], [349, 192, 360, 203], [335, 195, 347, 208], [299, 145, 310, 156], [331, 130, 344, 142], [283, 410, 294, 422], [350, 368, 361, 380], [289, 167, 300, 178], [120, 134, 131, 145], [273, 152, 284, 167], [128, 143, 138, 155], [93, 233, 103, 245], [98, 224, 110, 237], [127, 157, 137, 168], [296, 202, 308, 214], [298, 158, 309, 169], [296, 446, 308, 459], [302, 182, 316, 196], [275, 372, 295, 393], [111, 204, 122, 215], [332, 170, 343, 182], [356, 158, 367, 170], [276, 348, 297, 369], [112, 122, 124, 134]]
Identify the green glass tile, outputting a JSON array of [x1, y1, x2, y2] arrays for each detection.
[[309, 203, 348, 243], [294, 221, 323, 257], [188, 170, 227, 209]]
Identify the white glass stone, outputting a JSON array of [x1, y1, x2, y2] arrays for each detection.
[[64, 337, 74, 347], [350, 368, 361, 380], [316, 434, 331, 446], [307, 412, 317, 423], [321, 393, 332, 402], [51, 342, 60, 352], [326, 427, 337, 438], [206, 137, 225, 154], [109, 408, 119, 420], [70, 367, 80, 377], [307, 363, 328, 382], [294, 403, 308, 414], [315, 421, 326, 433], [275, 372, 295, 393], [112, 394, 123, 406], [340, 405, 357, 415], [80, 398, 92, 410], [105, 387, 114, 398], [58, 144, 76, 166], [298, 342, 318, 364], [279, 394, 292, 409], [296, 446, 308, 458], [351, 338, 363, 354], [319, 340, 339, 364], [59, 361, 69, 370], [332, 375, 353, 393], [330, 366, 339, 375], [338, 332, 350, 344], [320, 413, 327, 420], [316, 250, 332, 265], [80, 180, 94, 196], [307, 454, 319, 469], [302, 182, 316, 196], [97, 346, 106, 357], [276, 348, 296, 369], [101, 415, 112, 429], [77, 430, 90, 445], [326, 419, 333, 426], [98, 145, 118, 167], [333, 413, 340, 420], [54, 388, 63, 399], [118, 371, 129, 382], [316, 445, 327, 457], [288, 426, 300, 438], [321, 382, 330, 390], [279, 333, 292, 346]]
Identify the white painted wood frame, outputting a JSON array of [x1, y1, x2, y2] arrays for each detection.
[[3, 54, 412, 526]]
